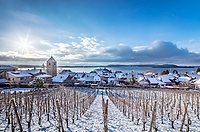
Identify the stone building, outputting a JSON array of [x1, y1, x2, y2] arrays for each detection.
[[46, 56, 57, 77]]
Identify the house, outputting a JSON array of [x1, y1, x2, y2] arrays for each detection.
[[137, 75, 149, 88], [35, 74, 52, 83], [52, 74, 69, 84], [147, 78, 159, 88], [157, 74, 175, 86], [78, 73, 101, 85], [52, 69, 77, 85], [194, 79, 200, 89], [6, 68, 49, 86], [0, 65, 17, 79], [7, 70, 32, 86], [0, 78, 10, 87]]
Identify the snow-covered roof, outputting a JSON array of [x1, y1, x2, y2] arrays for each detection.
[[73, 72, 85, 79], [85, 76, 94, 82], [187, 73, 200, 79], [139, 81, 149, 85], [194, 79, 200, 84], [52, 73, 69, 83], [7, 68, 46, 78], [178, 76, 191, 82], [148, 78, 159, 84], [137, 75, 145, 82], [7, 71, 32, 78], [0, 79, 9, 84], [36, 74, 52, 78], [158, 75, 174, 83], [92, 68, 112, 75], [117, 73, 127, 79], [78, 73, 101, 82]]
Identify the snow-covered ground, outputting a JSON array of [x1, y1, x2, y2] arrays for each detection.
[[1, 87, 31, 92], [67, 90, 138, 132], [1, 88, 200, 132]]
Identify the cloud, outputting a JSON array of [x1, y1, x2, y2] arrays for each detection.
[[84, 40, 200, 64], [1, 38, 200, 65], [69, 36, 74, 39], [79, 36, 100, 51]]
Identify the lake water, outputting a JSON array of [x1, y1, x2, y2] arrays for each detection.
[[58, 66, 198, 74]]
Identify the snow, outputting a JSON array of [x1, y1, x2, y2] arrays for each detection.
[[67, 90, 137, 132], [36, 74, 52, 78], [52, 73, 69, 83], [148, 78, 159, 84], [0, 78, 9, 83], [1, 87, 31, 92], [1, 88, 200, 132]]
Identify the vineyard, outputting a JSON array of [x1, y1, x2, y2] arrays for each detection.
[[107, 88, 200, 131], [0, 87, 97, 131], [0, 87, 200, 131]]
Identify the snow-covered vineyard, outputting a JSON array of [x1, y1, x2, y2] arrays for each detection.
[[0, 87, 200, 132]]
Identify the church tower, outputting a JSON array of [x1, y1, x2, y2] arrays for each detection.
[[46, 56, 57, 77]]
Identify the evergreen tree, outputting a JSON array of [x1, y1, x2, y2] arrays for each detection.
[[196, 67, 200, 73], [130, 75, 136, 85], [161, 69, 169, 75], [33, 78, 44, 88], [173, 69, 178, 74]]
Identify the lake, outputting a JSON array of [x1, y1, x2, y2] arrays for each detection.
[[58, 66, 198, 74]]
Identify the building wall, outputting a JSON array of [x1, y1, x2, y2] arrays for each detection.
[[7, 74, 32, 85], [46, 58, 57, 77]]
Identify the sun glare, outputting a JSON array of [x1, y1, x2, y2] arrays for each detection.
[[16, 32, 32, 54]]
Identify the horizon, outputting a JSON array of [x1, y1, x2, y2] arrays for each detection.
[[8, 63, 200, 68], [1, 0, 200, 65]]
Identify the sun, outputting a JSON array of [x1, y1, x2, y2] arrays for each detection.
[[16, 33, 32, 54]]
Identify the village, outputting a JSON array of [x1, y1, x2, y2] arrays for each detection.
[[1, 56, 200, 90]]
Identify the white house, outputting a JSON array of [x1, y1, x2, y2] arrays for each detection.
[[7, 70, 32, 85], [77, 73, 101, 84], [157, 74, 175, 86], [194, 79, 200, 89]]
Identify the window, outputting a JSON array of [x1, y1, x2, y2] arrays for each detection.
[[49, 63, 51, 65]]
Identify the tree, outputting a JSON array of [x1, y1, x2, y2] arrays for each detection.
[[161, 70, 169, 75], [173, 70, 178, 74], [32, 78, 44, 88], [130, 75, 136, 85], [196, 67, 200, 74]]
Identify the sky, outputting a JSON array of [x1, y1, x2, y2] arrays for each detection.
[[0, 0, 200, 66]]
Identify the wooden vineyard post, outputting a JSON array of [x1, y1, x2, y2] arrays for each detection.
[[47, 95, 50, 121], [76, 93, 79, 120], [197, 96, 199, 119], [11, 99, 23, 132], [26, 94, 34, 130], [56, 100, 64, 132], [72, 90, 76, 124], [65, 100, 69, 128], [180, 102, 189, 132], [149, 100, 157, 132], [11, 113, 15, 132]]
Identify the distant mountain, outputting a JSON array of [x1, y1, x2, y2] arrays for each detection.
[[151, 64, 194, 68], [107, 64, 195, 68]]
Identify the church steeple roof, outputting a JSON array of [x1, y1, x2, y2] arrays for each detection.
[[47, 56, 56, 62]]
